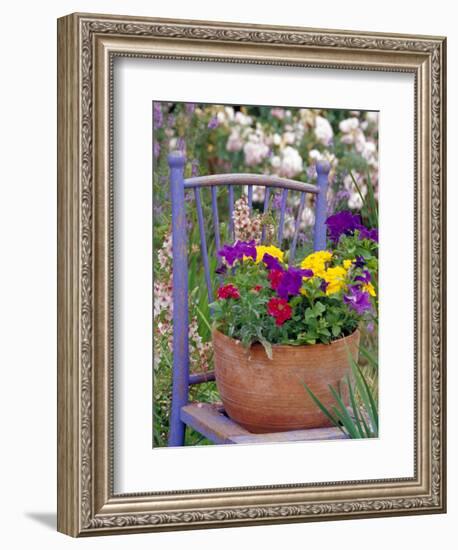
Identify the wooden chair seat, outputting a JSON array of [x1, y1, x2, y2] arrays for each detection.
[[181, 402, 347, 445]]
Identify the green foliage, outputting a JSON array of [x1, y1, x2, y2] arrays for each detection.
[[211, 241, 377, 355], [303, 343, 379, 439]]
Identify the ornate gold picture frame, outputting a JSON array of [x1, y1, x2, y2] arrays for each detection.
[[57, 12, 446, 536]]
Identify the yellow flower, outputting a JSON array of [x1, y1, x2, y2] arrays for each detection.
[[300, 250, 332, 277], [255, 245, 284, 264], [343, 259, 354, 270], [363, 282, 376, 297], [323, 266, 347, 295]]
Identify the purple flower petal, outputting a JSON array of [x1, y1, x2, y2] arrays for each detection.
[[276, 267, 307, 299], [354, 269, 371, 285], [320, 280, 329, 293], [262, 253, 283, 271], [354, 256, 366, 268], [217, 240, 256, 266], [326, 210, 378, 243], [344, 285, 372, 315], [208, 116, 219, 129]]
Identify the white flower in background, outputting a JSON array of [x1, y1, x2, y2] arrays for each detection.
[[302, 205, 315, 227], [157, 231, 172, 270], [153, 281, 173, 316], [308, 149, 337, 167], [339, 117, 378, 165], [339, 117, 359, 133], [285, 110, 292, 118], [343, 173, 367, 210], [243, 134, 269, 166], [279, 146, 303, 178], [270, 155, 281, 169], [348, 193, 364, 209], [361, 140, 377, 166], [298, 108, 316, 129], [273, 133, 281, 146], [339, 117, 364, 147], [271, 107, 285, 120], [314, 115, 334, 146], [308, 149, 322, 163], [235, 111, 252, 126], [226, 129, 244, 152], [217, 111, 227, 124], [293, 122, 305, 142], [366, 111, 379, 124], [225, 106, 235, 121], [252, 186, 265, 203], [283, 131, 296, 145], [169, 137, 177, 150]]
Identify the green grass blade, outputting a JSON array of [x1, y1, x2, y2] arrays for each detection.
[[349, 171, 367, 211], [328, 385, 360, 439], [359, 343, 379, 371], [355, 363, 379, 433], [366, 170, 379, 226], [351, 362, 378, 435], [194, 301, 213, 334], [344, 341, 378, 436], [302, 383, 345, 435], [346, 375, 366, 438]]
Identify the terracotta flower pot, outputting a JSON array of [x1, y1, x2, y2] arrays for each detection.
[[212, 328, 360, 433]]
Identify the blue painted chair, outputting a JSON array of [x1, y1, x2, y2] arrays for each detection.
[[166, 151, 343, 446]]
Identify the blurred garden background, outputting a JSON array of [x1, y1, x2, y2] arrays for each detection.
[[153, 102, 379, 446]]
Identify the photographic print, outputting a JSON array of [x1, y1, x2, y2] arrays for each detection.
[[58, 13, 445, 535], [153, 102, 379, 447]]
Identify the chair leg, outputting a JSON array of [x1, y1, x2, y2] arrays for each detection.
[[168, 404, 186, 446], [167, 151, 189, 447]]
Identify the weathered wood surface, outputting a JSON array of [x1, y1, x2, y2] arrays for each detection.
[[181, 402, 250, 445], [181, 402, 347, 445]]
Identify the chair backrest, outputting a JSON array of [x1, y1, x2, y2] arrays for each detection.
[[166, 150, 330, 446]]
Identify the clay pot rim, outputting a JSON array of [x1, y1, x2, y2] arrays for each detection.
[[212, 326, 360, 352]]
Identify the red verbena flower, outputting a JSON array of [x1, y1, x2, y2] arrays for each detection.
[[217, 284, 240, 300], [267, 297, 292, 326], [268, 269, 284, 290], [253, 285, 263, 292]]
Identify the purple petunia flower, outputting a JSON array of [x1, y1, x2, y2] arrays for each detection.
[[262, 253, 283, 271], [354, 269, 372, 285], [217, 240, 256, 266], [320, 280, 329, 293], [208, 116, 219, 129], [326, 211, 362, 242], [276, 267, 311, 299], [354, 256, 366, 268], [325, 210, 378, 244], [344, 286, 372, 315], [358, 226, 379, 243]]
